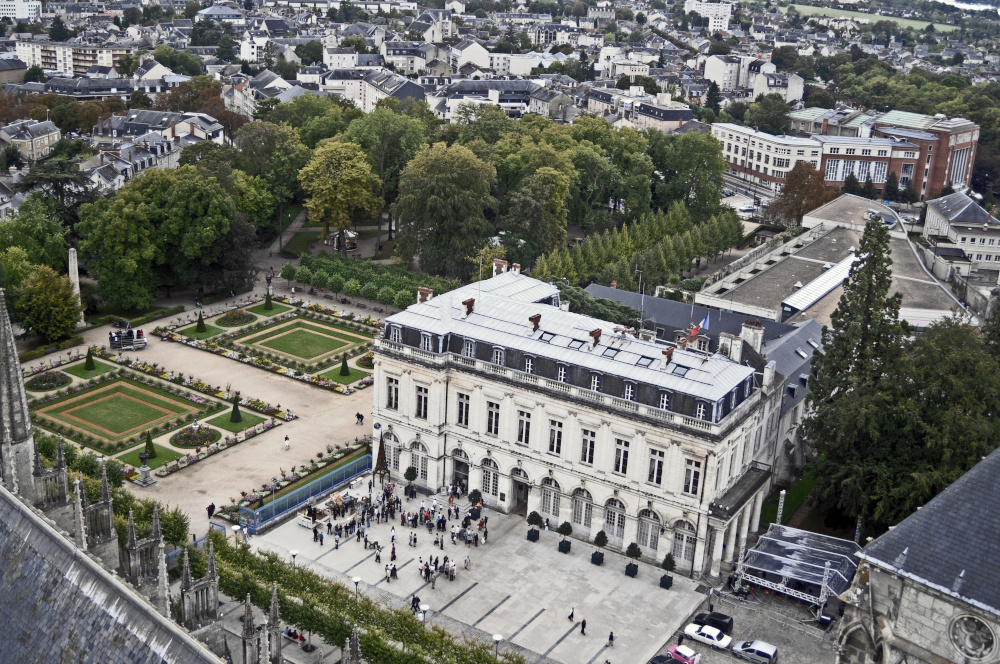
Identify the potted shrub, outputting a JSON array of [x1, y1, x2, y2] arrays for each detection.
[[404, 466, 418, 489], [526, 511, 543, 542], [468, 489, 482, 519], [557, 522, 573, 553], [660, 553, 676, 589], [625, 543, 642, 577], [591, 530, 608, 566]]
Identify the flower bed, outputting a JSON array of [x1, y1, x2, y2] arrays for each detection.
[[216, 308, 257, 327], [25, 370, 72, 392], [21, 350, 85, 378], [154, 419, 282, 479], [171, 424, 223, 447], [357, 352, 374, 369]]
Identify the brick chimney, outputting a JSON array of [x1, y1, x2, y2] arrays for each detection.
[[528, 313, 541, 332], [417, 287, 433, 303], [662, 347, 674, 364], [461, 298, 475, 317], [718, 332, 743, 363], [492, 259, 508, 276], [512, 263, 521, 274], [821, 118, 829, 135], [741, 318, 764, 353]]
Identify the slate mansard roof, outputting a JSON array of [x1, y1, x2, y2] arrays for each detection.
[[385, 272, 757, 409], [858, 445, 1000, 618]]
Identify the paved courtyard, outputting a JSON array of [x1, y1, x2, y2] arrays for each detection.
[[248, 481, 705, 664]]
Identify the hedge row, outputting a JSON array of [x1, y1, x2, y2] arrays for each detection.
[[19, 336, 85, 362]]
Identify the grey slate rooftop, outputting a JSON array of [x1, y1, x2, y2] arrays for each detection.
[[858, 445, 1000, 618]]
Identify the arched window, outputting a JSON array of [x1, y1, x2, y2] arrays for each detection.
[[410, 441, 428, 482], [571, 488, 593, 529], [452, 448, 469, 461], [383, 432, 400, 471], [481, 458, 498, 497], [604, 498, 626, 542], [511, 467, 529, 481], [541, 477, 560, 517], [637, 509, 661, 552], [672, 520, 697, 563]]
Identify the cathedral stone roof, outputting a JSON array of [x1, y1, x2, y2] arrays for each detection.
[[0, 485, 221, 664]]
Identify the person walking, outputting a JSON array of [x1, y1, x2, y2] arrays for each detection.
[[580, 619, 586, 636], [313, 526, 318, 542], [464, 555, 470, 570], [385, 564, 391, 583], [207, 503, 215, 519], [568, 608, 574, 622], [284, 435, 290, 451], [319, 532, 324, 546], [607, 632, 614, 647]]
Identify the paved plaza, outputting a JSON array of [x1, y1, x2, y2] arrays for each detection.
[[247, 481, 705, 664]]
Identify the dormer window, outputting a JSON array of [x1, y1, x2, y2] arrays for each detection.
[[589, 373, 602, 392], [557, 365, 567, 382], [696, 403, 707, 420], [659, 392, 671, 410], [623, 383, 635, 401], [389, 326, 401, 342], [492, 347, 504, 365], [420, 333, 433, 352], [524, 357, 534, 374], [463, 339, 475, 357]]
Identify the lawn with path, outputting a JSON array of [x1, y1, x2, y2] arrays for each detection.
[[259, 328, 347, 359], [64, 359, 117, 380], [118, 443, 183, 470], [284, 231, 321, 257], [207, 411, 267, 433]]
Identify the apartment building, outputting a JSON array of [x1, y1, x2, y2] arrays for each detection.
[[683, 0, 733, 32], [16, 39, 134, 77]]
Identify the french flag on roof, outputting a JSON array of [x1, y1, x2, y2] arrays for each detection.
[[689, 313, 709, 338]]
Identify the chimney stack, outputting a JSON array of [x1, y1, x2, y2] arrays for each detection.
[[719, 332, 742, 363], [417, 286, 434, 303], [662, 347, 674, 364], [512, 263, 521, 274], [462, 298, 475, 317], [492, 258, 508, 276], [528, 313, 541, 332], [741, 318, 764, 353], [821, 118, 829, 135], [589, 328, 602, 348], [763, 360, 776, 391]]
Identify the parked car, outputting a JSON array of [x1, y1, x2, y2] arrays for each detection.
[[738, 205, 755, 213], [663, 644, 701, 663], [683, 623, 733, 649], [732, 640, 778, 663], [693, 611, 734, 634], [722, 189, 735, 197]]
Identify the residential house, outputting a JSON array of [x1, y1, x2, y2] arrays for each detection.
[[0, 119, 60, 162]]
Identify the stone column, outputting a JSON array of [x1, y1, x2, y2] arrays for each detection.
[[709, 525, 725, 578], [750, 490, 765, 534], [692, 517, 709, 577], [723, 515, 739, 564], [737, 504, 753, 552], [68, 248, 84, 327], [73, 477, 87, 551]]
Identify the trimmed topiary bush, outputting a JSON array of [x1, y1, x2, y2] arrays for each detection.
[[196, 311, 206, 333], [527, 511, 544, 527], [230, 392, 242, 423], [84, 348, 95, 370], [661, 553, 676, 572], [144, 430, 156, 459], [339, 356, 350, 376]]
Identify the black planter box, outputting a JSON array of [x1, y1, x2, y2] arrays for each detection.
[[558, 540, 571, 554], [470, 508, 481, 520], [591, 551, 604, 566], [625, 562, 638, 577], [527, 528, 540, 542], [660, 574, 673, 589]]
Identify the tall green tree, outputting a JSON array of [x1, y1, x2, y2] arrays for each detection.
[[48, 16, 71, 41], [501, 166, 571, 266], [299, 141, 382, 252], [0, 192, 68, 270], [764, 162, 838, 227], [744, 93, 791, 135], [705, 81, 721, 114], [646, 132, 726, 222], [394, 142, 496, 279], [78, 166, 234, 309], [13, 158, 96, 231], [12, 264, 81, 342]]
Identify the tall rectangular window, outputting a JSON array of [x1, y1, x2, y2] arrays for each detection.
[[614, 438, 629, 475], [492, 348, 504, 365], [517, 410, 531, 445], [386, 377, 399, 410], [696, 403, 707, 420], [524, 357, 534, 374], [557, 365, 567, 382], [684, 459, 701, 495], [457, 392, 470, 427], [623, 383, 635, 401], [659, 392, 671, 410], [415, 386, 428, 420], [420, 334, 433, 351], [580, 429, 595, 464], [549, 420, 562, 454], [825, 159, 840, 181], [648, 448, 664, 485], [590, 374, 601, 392], [487, 401, 500, 435], [389, 326, 401, 342], [463, 339, 475, 357]]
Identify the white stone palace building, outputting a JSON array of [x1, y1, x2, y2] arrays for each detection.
[[370, 263, 783, 578]]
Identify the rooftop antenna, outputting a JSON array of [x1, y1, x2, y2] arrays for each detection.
[[634, 264, 644, 333]]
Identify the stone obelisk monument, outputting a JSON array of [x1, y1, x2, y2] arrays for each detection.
[[68, 248, 85, 327]]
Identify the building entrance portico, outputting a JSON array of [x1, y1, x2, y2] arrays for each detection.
[[451, 448, 470, 488], [511, 468, 529, 515]]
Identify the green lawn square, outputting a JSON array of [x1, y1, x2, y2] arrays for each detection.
[[247, 302, 291, 317], [258, 328, 347, 359], [319, 366, 370, 385], [207, 411, 267, 433], [64, 360, 117, 380], [117, 444, 183, 470], [69, 395, 171, 434], [179, 323, 223, 340]]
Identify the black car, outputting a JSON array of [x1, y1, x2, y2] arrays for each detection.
[[693, 611, 734, 635]]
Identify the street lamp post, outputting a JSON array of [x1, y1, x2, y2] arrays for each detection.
[[290, 550, 298, 566], [493, 634, 502, 659], [420, 604, 429, 624], [353, 577, 361, 605], [231, 524, 242, 543]]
